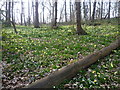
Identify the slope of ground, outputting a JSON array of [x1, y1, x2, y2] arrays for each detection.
[[2, 23, 120, 89]]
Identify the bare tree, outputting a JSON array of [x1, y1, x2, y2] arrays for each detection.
[[59, 3, 65, 22], [89, 0, 91, 20], [95, 2, 101, 19], [83, 0, 87, 20], [8, 0, 11, 22], [114, 2, 118, 17], [69, 0, 72, 22], [75, 0, 87, 35], [28, 0, 31, 25], [11, 0, 14, 21], [1, 2, 17, 34], [51, 1, 54, 26], [92, 0, 97, 20], [5, 0, 11, 26], [42, 1, 45, 24], [20, 0, 23, 25], [101, 0, 103, 19], [71, 4, 75, 23], [32, 0, 35, 24], [118, 1, 120, 25], [64, 0, 67, 22], [42, 1, 52, 23], [108, 0, 111, 19], [5, 0, 8, 21], [23, 14, 27, 26], [51, 0, 57, 28], [34, 0, 40, 28]]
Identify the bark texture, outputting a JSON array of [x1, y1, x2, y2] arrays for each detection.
[[10, 21, 18, 34], [51, 0, 57, 29], [92, 0, 96, 20], [108, 0, 111, 19], [65, 0, 67, 22], [34, 0, 40, 28], [75, 1, 87, 35], [24, 38, 120, 88], [101, 0, 103, 19]]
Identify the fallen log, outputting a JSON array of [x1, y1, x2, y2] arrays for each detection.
[[24, 38, 120, 88]]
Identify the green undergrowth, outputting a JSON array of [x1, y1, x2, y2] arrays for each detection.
[[2, 24, 120, 89], [55, 48, 120, 89], [83, 17, 119, 26]]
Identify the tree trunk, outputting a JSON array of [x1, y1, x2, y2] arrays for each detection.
[[43, 6, 45, 24], [42, 2, 45, 24], [51, 1, 54, 27], [71, 4, 75, 22], [5, 0, 7, 21], [65, 0, 67, 22], [10, 21, 18, 34], [118, 1, 120, 26], [83, 1, 87, 20], [24, 38, 120, 88], [89, 0, 91, 20], [104, 13, 108, 19], [28, 0, 31, 26], [98, 2, 101, 19], [51, 0, 57, 29], [115, 2, 118, 18], [101, 0, 103, 19], [11, 0, 14, 21], [6, 0, 11, 26], [59, 3, 64, 22], [92, 0, 96, 20], [20, 0, 23, 25], [20, 13, 23, 25], [0, 12, 1, 21], [24, 14, 27, 26], [34, 0, 40, 28], [75, 0, 87, 35], [54, 1, 57, 27], [70, 0, 72, 22], [32, 1, 34, 24], [108, 0, 111, 19], [8, 1, 11, 22]]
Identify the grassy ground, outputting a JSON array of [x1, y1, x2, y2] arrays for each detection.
[[2, 22, 120, 89]]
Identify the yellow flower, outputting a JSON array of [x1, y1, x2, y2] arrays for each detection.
[[92, 71, 96, 73], [94, 79, 97, 82]]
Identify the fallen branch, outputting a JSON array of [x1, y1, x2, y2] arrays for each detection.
[[24, 38, 120, 88]]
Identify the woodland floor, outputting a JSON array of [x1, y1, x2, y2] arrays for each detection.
[[1, 19, 120, 89]]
